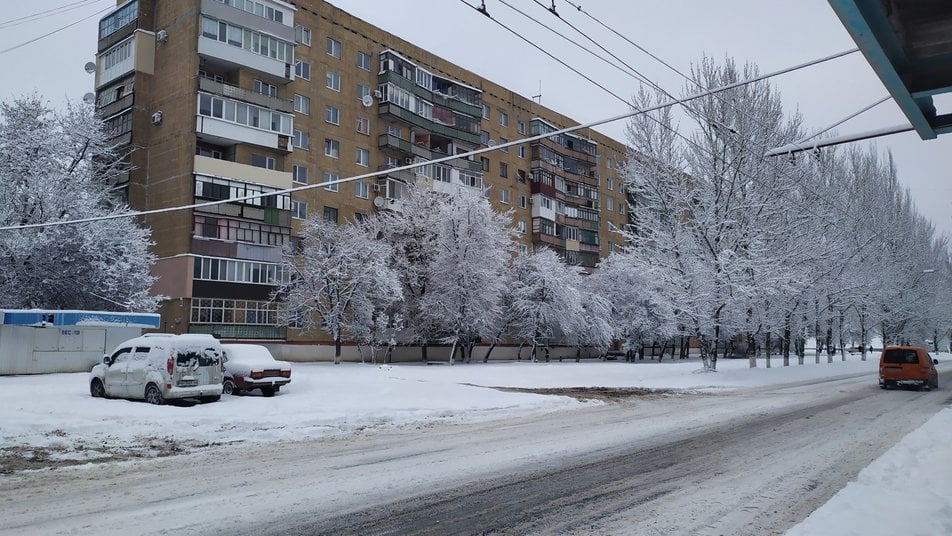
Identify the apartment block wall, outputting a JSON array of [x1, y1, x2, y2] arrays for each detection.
[[96, 0, 630, 353]]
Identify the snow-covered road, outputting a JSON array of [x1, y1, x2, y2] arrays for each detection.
[[1, 358, 949, 535]]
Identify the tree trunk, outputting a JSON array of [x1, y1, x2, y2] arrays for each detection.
[[448, 340, 457, 366], [826, 320, 834, 364], [765, 331, 772, 369], [334, 333, 342, 365], [484, 341, 497, 363], [838, 310, 846, 362], [422, 343, 428, 363], [748, 332, 757, 369], [783, 312, 791, 367]]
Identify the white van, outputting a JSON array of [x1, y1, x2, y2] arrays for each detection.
[[89, 334, 223, 405]]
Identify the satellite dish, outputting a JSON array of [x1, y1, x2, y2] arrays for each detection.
[[361, 94, 374, 108], [373, 196, 386, 208], [82, 93, 96, 105], [84, 62, 96, 74]]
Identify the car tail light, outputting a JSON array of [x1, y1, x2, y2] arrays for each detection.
[[281, 370, 291, 378], [250, 371, 264, 380], [166, 354, 174, 375]]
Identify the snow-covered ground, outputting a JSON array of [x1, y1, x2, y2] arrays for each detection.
[[2, 353, 950, 534]]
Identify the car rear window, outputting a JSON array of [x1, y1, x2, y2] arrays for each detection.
[[882, 349, 920, 364]]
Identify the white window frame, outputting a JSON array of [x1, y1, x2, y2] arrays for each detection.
[[355, 180, 369, 199], [356, 147, 369, 167], [323, 171, 340, 192], [326, 71, 341, 91], [324, 138, 340, 159], [326, 37, 341, 59], [324, 105, 340, 125]]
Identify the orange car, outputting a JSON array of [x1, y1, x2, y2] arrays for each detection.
[[879, 346, 939, 390]]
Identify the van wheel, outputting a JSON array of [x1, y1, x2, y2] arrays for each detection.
[[261, 387, 276, 397], [201, 395, 221, 403], [222, 379, 236, 396], [90, 379, 106, 398], [145, 384, 165, 405]]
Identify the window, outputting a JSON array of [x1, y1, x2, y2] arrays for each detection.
[[323, 206, 338, 223], [619, 201, 625, 214], [607, 177, 613, 191], [606, 198, 614, 211], [481, 158, 489, 171], [519, 195, 527, 208], [357, 83, 370, 99], [292, 164, 308, 184], [518, 220, 527, 233], [326, 71, 341, 91], [201, 15, 292, 62], [517, 169, 527, 182], [324, 138, 340, 158], [291, 200, 307, 219], [254, 80, 277, 97], [499, 188, 510, 204], [324, 105, 340, 125], [293, 129, 309, 150], [295, 25, 311, 45], [99, 0, 138, 39], [480, 130, 489, 145], [499, 137, 509, 153], [197, 146, 223, 159], [251, 154, 275, 169], [197, 93, 292, 135], [387, 125, 401, 137], [607, 157, 614, 169], [385, 156, 399, 168], [293, 94, 310, 114], [355, 181, 369, 199], [323, 172, 339, 191], [499, 162, 508, 178], [357, 51, 371, 70], [481, 104, 490, 119], [356, 116, 370, 135], [499, 111, 508, 126], [517, 145, 525, 158], [326, 37, 341, 58], [356, 147, 369, 167], [294, 60, 310, 80], [517, 120, 526, 134]]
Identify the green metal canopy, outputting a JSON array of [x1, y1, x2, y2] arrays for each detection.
[[829, 0, 952, 139]]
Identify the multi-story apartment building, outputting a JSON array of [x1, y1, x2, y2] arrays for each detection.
[[92, 0, 629, 353]]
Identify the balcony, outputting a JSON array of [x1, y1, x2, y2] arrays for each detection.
[[199, 78, 293, 113], [189, 324, 287, 340], [377, 103, 480, 145], [194, 155, 292, 190]]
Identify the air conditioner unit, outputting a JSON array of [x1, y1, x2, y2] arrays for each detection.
[[372, 184, 381, 192], [150, 111, 163, 125], [373, 89, 383, 99], [403, 158, 413, 165]]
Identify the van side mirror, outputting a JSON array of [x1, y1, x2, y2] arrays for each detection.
[[933, 358, 939, 365], [103, 355, 112, 366]]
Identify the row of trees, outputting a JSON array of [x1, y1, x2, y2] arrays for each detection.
[[620, 57, 952, 369], [279, 57, 952, 369]]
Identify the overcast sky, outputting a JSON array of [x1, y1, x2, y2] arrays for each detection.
[[3, 0, 951, 237]]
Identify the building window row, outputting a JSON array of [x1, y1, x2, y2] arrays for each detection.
[[193, 256, 288, 285], [103, 111, 133, 138], [194, 215, 290, 247], [201, 16, 293, 63], [101, 39, 133, 70], [379, 50, 481, 107], [378, 83, 480, 135], [215, 0, 285, 23], [195, 174, 291, 210], [99, 0, 138, 39], [191, 298, 280, 326], [198, 93, 293, 135]]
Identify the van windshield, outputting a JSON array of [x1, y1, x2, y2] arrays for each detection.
[[882, 349, 919, 364]]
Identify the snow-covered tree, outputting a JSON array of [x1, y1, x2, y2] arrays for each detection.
[[0, 96, 157, 311], [414, 189, 515, 364], [276, 216, 401, 364], [509, 248, 583, 362]]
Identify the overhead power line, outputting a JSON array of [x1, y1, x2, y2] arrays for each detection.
[[0, 3, 112, 56], [0, 0, 104, 29], [0, 54, 867, 232]]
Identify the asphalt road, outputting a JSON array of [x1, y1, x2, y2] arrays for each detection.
[[2, 368, 950, 536]]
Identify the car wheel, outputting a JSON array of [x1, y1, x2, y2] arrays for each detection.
[[145, 384, 165, 405], [222, 379, 236, 396], [90, 378, 106, 398], [261, 387, 276, 397], [201, 395, 221, 403]]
